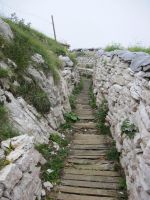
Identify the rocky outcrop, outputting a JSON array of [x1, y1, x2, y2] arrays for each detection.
[[93, 50, 150, 200], [0, 19, 80, 199], [0, 135, 46, 200], [0, 55, 79, 144], [0, 18, 14, 41]]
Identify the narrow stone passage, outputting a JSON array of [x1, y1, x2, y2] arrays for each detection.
[[57, 78, 125, 200]]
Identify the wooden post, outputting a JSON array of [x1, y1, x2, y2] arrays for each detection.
[[51, 15, 57, 41]]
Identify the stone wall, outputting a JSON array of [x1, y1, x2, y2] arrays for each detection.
[[93, 50, 150, 200]]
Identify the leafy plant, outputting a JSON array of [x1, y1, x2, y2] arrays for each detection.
[[96, 100, 111, 135], [121, 119, 138, 139], [69, 95, 76, 109], [64, 112, 79, 122], [89, 84, 96, 108], [36, 134, 69, 183], [119, 177, 127, 190], [107, 146, 120, 161], [0, 159, 10, 170]]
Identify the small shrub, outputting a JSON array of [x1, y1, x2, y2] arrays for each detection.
[[89, 84, 96, 108], [0, 68, 9, 78], [121, 119, 138, 139], [119, 177, 127, 190], [68, 52, 77, 65], [107, 146, 120, 161], [64, 112, 79, 123], [104, 43, 123, 52], [96, 100, 111, 135], [36, 134, 69, 183], [69, 95, 76, 109]]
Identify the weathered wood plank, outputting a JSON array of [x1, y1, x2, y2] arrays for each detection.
[[57, 193, 116, 200], [61, 179, 118, 190], [62, 174, 120, 183], [67, 158, 112, 165], [59, 186, 118, 197], [64, 168, 120, 177], [70, 149, 108, 156]]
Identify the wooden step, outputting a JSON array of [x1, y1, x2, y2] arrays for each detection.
[[73, 122, 96, 129], [78, 115, 95, 120], [59, 186, 119, 197], [70, 149, 108, 156], [69, 163, 114, 171], [67, 158, 112, 165], [64, 169, 120, 177], [71, 144, 108, 150], [57, 193, 116, 200], [61, 179, 118, 190], [62, 174, 120, 183]]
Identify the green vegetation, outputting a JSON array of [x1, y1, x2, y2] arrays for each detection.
[[128, 45, 150, 54], [1, 17, 69, 81], [0, 159, 10, 170], [119, 177, 127, 190], [107, 143, 120, 161], [17, 79, 51, 114], [36, 133, 69, 184], [89, 84, 96, 109], [69, 79, 83, 109], [96, 100, 111, 135], [69, 52, 77, 64], [121, 119, 138, 139], [64, 112, 79, 123], [0, 68, 9, 78], [0, 103, 18, 142], [104, 43, 123, 52]]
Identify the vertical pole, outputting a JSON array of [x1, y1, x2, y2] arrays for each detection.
[[51, 15, 57, 41]]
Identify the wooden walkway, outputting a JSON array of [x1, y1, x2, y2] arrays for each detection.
[[56, 79, 125, 200]]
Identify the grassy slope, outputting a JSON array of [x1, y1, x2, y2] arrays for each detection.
[[1, 18, 68, 81]]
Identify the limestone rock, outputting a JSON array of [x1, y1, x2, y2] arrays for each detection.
[[0, 18, 14, 41]]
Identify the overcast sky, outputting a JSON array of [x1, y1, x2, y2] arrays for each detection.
[[0, 0, 150, 49]]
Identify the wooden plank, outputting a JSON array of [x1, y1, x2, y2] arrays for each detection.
[[59, 186, 118, 197], [61, 179, 118, 190], [73, 140, 107, 145], [71, 164, 114, 171], [74, 134, 106, 140], [57, 193, 116, 200], [73, 122, 96, 129], [70, 149, 107, 156], [62, 174, 120, 183], [68, 155, 106, 159], [67, 158, 112, 165], [78, 115, 95, 120], [71, 144, 108, 150], [64, 168, 120, 177]]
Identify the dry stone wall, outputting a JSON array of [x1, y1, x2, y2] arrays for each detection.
[[93, 50, 150, 200]]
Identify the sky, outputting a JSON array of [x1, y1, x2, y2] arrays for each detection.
[[0, 0, 150, 49]]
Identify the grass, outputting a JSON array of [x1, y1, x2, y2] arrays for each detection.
[[64, 112, 79, 123], [128, 45, 150, 54], [1, 18, 68, 82], [0, 159, 10, 170], [107, 145, 120, 161], [0, 103, 19, 142], [96, 100, 111, 135], [89, 84, 97, 109], [36, 133, 69, 184], [17, 79, 51, 114], [0, 68, 9, 78], [121, 119, 138, 139], [69, 79, 83, 109], [104, 43, 123, 52]]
